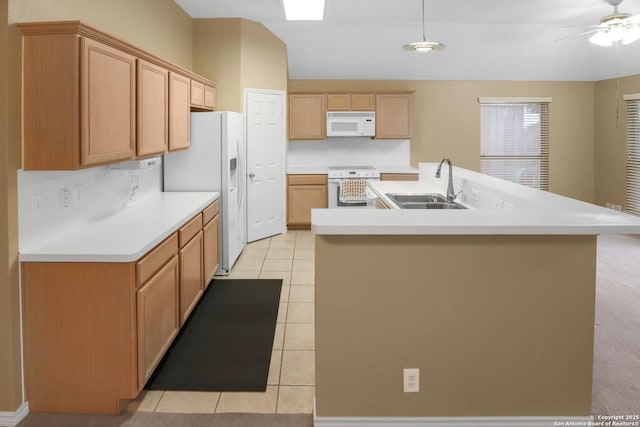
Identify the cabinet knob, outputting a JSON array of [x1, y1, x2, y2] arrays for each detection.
[[249, 172, 256, 178]]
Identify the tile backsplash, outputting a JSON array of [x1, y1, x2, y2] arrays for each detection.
[[287, 137, 410, 168]]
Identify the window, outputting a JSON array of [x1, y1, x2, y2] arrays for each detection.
[[479, 97, 550, 190], [625, 94, 640, 216]]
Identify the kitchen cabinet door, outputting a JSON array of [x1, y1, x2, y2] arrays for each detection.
[[169, 72, 191, 151], [204, 85, 216, 110], [287, 174, 328, 229], [327, 94, 350, 111], [289, 94, 327, 140], [190, 80, 205, 108], [137, 60, 169, 157], [380, 173, 419, 181], [375, 94, 413, 139], [179, 231, 204, 326], [203, 214, 220, 288], [137, 256, 179, 388], [351, 93, 375, 111], [81, 37, 136, 166]]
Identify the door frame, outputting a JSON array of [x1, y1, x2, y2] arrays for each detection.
[[243, 88, 287, 240]]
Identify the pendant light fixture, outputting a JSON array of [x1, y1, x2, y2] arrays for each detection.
[[403, 0, 445, 52]]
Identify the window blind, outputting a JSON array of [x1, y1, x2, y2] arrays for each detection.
[[627, 98, 640, 216], [480, 102, 549, 190]]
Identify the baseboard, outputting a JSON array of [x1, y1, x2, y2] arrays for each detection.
[[0, 402, 29, 427], [313, 412, 593, 427]]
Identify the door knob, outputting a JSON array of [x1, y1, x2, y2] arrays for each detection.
[[249, 172, 255, 178]]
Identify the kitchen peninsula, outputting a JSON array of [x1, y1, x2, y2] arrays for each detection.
[[311, 163, 640, 426]]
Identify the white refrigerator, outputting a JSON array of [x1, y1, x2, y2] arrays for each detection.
[[163, 111, 246, 275]]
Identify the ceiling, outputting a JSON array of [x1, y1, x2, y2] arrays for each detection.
[[174, 0, 640, 81]]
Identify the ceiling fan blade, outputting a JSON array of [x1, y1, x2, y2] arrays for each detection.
[[555, 29, 602, 42], [628, 13, 640, 23], [561, 24, 602, 29]]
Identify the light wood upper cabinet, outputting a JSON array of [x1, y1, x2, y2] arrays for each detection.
[[22, 32, 137, 170], [169, 72, 191, 151], [190, 81, 216, 111], [80, 38, 137, 166], [327, 93, 375, 111], [375, 94, 413, 139], [190, 80, 205, 107], [289, 94, 327, 140], [204, 85, 216, 110], [327, 94, 351, 111], [19, 21, 217, 170], [137, 60, 168, 157], [287, 174, 328, 230]]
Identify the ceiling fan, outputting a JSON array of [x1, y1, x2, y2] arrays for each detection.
[[573, 0, 640, 46]]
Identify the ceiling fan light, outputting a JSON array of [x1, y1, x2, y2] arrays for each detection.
[[622, 26, 640, 44], [589, 31, 614, 46]]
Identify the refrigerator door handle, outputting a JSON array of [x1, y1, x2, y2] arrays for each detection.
[[237, 137, 244, 211]]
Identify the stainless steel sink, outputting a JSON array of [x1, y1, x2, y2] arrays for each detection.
[[401, 202, 466, 209], [386, 193, 447, 204], [385, 193, 466, 210]]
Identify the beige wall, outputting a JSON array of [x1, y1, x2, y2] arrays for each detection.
[[8, 0, 193, 68], [593, 75, 640, 208], [315, 234, 596, 417], [193, 19, 243, 112], [193, 18, 287, 112], [289, 80, 595, 202], [1, 0, 23, 413], [1, 0, 194, 412], [240, 19, 288, 92]]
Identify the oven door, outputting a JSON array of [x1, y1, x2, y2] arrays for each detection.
[[328, 178, 378, 208]]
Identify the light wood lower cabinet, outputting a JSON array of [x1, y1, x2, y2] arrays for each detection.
[[287, 174, 328, 230], [136, 255, 179, 387], [179, 230, 204, 326], [380, 173, 419, 181], [20, 200, 220, 414], [203, 201, 220, 288]]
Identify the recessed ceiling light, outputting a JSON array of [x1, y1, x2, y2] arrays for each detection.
[[283, 0, 325, 21]]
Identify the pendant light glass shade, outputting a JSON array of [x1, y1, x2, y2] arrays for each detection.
[[403, 0, 445, 53]]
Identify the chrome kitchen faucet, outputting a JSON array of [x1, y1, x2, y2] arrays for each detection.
[[435, 157, 456, 203]]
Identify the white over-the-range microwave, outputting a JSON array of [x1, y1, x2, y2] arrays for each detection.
[[326, 111, 376, 137]]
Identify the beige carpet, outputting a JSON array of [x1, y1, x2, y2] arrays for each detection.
[[592, 234, 640, 415], [16, 234, 640, 425]]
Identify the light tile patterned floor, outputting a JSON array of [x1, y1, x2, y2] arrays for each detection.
[[127, 230, 315, 414]]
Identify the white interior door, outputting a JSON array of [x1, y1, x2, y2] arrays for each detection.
[[245, 89, 286, 242]]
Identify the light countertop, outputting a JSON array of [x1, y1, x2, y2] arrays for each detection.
[[286, 166, 418, 175], [311, 163, 640, 236], [19, 192, 219, 263]]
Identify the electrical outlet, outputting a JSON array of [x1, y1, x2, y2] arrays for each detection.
[[59, 187, 73, 208], [471, 189, 480, 201], [605, 202, 612, 209], [615, 205, 622, 212], [31, 194, 44, 213], [403, 368, 419, 393], [491, 197, 503, 209]]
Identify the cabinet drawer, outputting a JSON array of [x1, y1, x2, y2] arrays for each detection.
[[179, 214, 203, 247], [202, 199, 220, 225], [137, 233, 178, 287], [288, 174, 327, 185]]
